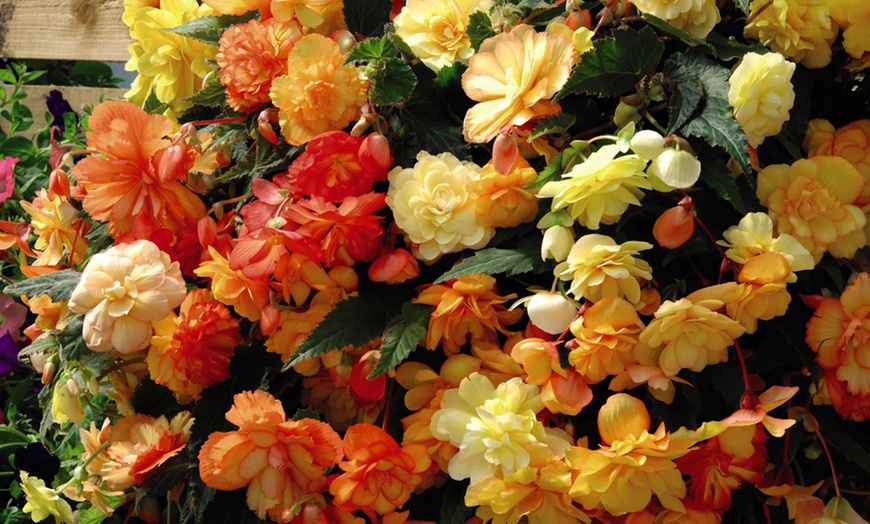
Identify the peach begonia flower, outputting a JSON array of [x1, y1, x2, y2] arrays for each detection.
[[413, 274, 523, 355], [101, 411, 194, 491], [636, 285, 745, 377], [72, 101, 206, 239], [329, 424, 431, 515], [393, 0, 491, 71], [568, 296, 642, 384], [757, 156, 867, 263], [724, 252, 793, 334], [719, 212, 815, 277], [567, 393, 723, 516], [68, 240, 186, 354], [805, 119, 870, 208], [554, 234, 653, 305], [124, 0, 216, 115], [73, 419, 126, 515], [462, 24, 573, 144], [465, 445, 590, 524], [538, 144, 651, 230], [216, 17, 302, 114], [20, 189, 89, 267], [806, 273, 870, 399], [842, 2, 870, 59], [195, 246, 271, 321], [510, 337, 593, 416], [20, 472, 75, 524], [199, 390, 343, 522], [387, 151, 493, 264], [631, 0, 721, 39], [720, 386, 799, 438], [429, 373, 572, 483], [147, 289, 242, 402], [471, 158, 539, 229], [205, 0, 346, 35], [270, 34, 368, 146], [727, 52, 796, 148], [744, 0, 837, 68]]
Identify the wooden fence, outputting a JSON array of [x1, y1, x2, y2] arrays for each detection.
[[1, 0, 131, 134]]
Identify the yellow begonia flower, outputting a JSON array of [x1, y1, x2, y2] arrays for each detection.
[[568, 296, 642, 384], [20, 190, 88, 267], [719, 212, 816, 277], [728, 52, 796, 148], [744, 0, 837, 68], [843, 2, 870, 59], [725, 252, 793, 334], [555, 234, 653, 304], [394, 0, 492, 71], [20, 472, 75, 524], [631, 0, 721, 39]]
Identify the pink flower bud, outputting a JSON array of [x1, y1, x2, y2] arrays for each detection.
[[157, 144, 186, 182], [493, 132, 519, 175]]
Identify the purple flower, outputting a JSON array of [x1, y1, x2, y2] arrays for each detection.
[[14, 442, 61, 483], [45, 89, 78, 134], [0, 332, 24, 376], [0, 156, 17, 204]]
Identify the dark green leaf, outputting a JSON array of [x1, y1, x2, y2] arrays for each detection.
[[344, 0, 392, 38], [162, 12, 259, 46], [525, 152, 563, 190], [369, 58, 418, 106], [292, 407, 322, 421], [434, 62, 467, 89], [705, 32, 767, 61], [528, 113, 576, 141], [3, 269, 81, 301], [369, 303, 433, 378], [661, 235, 708, 266], [346, 36, 399, 62], [700, 158, 750, 215], [441, 480, 474, 524], [735, 0, 750, 15], [642, 14, 712, 50], [285, 296, 385, 368], [184, 74, 227, 107], [57, 316, 87, 362], [179, 471, 215, 524], [0, 135, 36, 159], [218, 139, 299, 181], [814, 408, 870, 478], [17, 334, 60, 357], [663, 56, 703, 134], [669, 52, 752, 175], [436, 248, 549, 283], [556, 25, 664, 99], [467, 11, 494, 52]]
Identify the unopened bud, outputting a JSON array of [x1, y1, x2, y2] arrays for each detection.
[[49, 168, 71, 199], [652, 205, 695, 249], [41, 361, 57, 385], [565, 9, 592, 30], [648, 148, 702, 189], [541, 226, 574, 262], [360, 133, 393, 171], [66, 378, 81, 396], [331, 29, 357, 54], [493, 132, 519, 175], [527, 291, 579, 335], [630, 130, 665, 161], [257, 110, 280, 145], [157, 144, 186, 182]]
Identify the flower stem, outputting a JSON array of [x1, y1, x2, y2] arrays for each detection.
[[733, 339, 752, 394]]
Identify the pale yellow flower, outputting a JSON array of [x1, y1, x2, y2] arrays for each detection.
[[68, 240, 186, 354], [728, 52, 796, 148], [124, 0, 216, 114], [462, 24, 573, 144], [394, 0, 491, 71], [631, 0, 721, 39], [744, 0, 837, 68], [429, 373, 570, 483], [270, 34, 368, 146], [387, 151, 493, 263], [51, 372, 85, 426], [538, 144, 651, 230], [554, 234, 653, 304], [20, 189, 88, 267], [20, 472, 75, 524], [719, 212, 816, 277]]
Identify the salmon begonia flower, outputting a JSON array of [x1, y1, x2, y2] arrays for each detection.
[[462, 24, 573, 144], [414, 274, 522, 355], [720, 386, 799, 437], [471, 158, 539, 229], [511, 337, 593, 416], [270, 34, 368, 146], [330, 424, 431, 515], [68, 240, 186, 354], [199, 390, 343, 522], [72, 101, 206, 239], [147, 289, 242, 401]]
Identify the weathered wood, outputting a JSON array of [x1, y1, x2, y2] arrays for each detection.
[[0, 0, 131, 62], [3, 84, 127, 136]]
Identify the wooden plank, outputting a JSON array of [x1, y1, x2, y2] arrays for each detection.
[[0, 0, 131, 62], [3, 84, 127, 136]]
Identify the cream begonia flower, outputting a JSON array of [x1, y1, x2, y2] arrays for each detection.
[[429, 373, 570, 483], [394, 0, 492, 71], [462, 24, 573, 144], [728, 52, 796, 148], [631, 0, 721, 39], [555, 234, 653, 304], [538, 144, 651, 230], [68, 240, 186, 354], [744, 0, 837, 69], [718, 212, 815, 278], [20, 472, 75, 524], [387, 151, 494, 263]]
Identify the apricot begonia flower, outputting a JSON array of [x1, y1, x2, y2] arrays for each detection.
[[744, 0, 836, 69], [270, 34, 368, 146], [842, 2, 870, 59], [72, 101, 206, 239], [631, 0, 721, 39], [199, 390, 343, 522], [719, 212, 815, 277], [726, 252, 793, 334], [206, 0, 346, 34], [414, 274, 523, 355], [555, 234, 653, 304], [462, 24, 573, 144], [805, 119, 870, 208], [568, 296, 642, 384], [727, 52, 795, 148], [757, 156, 867, 263], [510, 337, 593, 416], [68, 240, 186, 354], [20, 189, 89, 267], [393, 0, 491, 71], [195, 246, 271, 321], [471, 158, 539, 229], [720, 386, 799, 437], [330, 424, 431, 515], [216, 17, 302, 113], [147, 289, 241, 401]]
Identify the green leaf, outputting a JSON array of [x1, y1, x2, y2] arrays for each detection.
[[369, 58, 418, 106], [369, 303, 433, 378], [467, 11, 494, 52], [17, 334, 60, 358], [700, 158, 750, 215], [556, 25, 664, 99], [434, 62, 467, 89], [0, 135, 36, 159], [735, 0, 751, 15], [184, 74, 227, 107], [292, 407, 322, 421], [285, 296, 386, 368], [642, 13, 712, 50], [668, 52, 752, 175], [663, 53, 703, 134], [162, 11, 259, 46], [705, 32, 767, 61], [78, 506, 110, 524], [3, 269, 81, 301], [436, 248, 549, 283], [528, 113, 576, 141], [344, 0, 392, 38], [346, 36, 399, 62], [219, 139, 299, 181], [525, 152, 563, 190], [440, 480, 474, 524], [179, 470, 215, 524], [56, 316, 87, 362]]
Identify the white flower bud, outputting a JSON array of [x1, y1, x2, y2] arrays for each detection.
[[541, 226, 574, 262], [648, 148, 702, 189], [527, 292, 580, 335], [630, 130, 666, 161]]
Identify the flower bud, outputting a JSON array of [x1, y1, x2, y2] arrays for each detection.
[[648, 148, 702, 190], [259, 304, 281, 336], [331, 29, 357, 54], [526, 291, 579, 335], [257, 110, 280, 145], [493, 132, 519, 175], [565, 9, 592, 30], [40, 360, 56, 386], [614, 97, 646, 128], [598, 393, 650, 445], [653, 205, 695, 249], [541, 226, 574, 262], [157, 144, 186, 182], [368, 248, 420, 284], [49, 168, 71, 199], [349, 351, 386, 402], [630, 130, 665, 160], [360, 133, 393, 171], [66, 378, 81, 396]]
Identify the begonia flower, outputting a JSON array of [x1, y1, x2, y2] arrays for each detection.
[[393, 0, 491, 71], [744, 0, 837, 68], [728, 52, 796, 147], [554, 234, 653, 304], [631, 0, 721, 39]]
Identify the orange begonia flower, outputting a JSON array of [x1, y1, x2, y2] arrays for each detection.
[[330, 424, 431, 515], [199, 390, 342, 522], [195, 246, 271, 321]]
